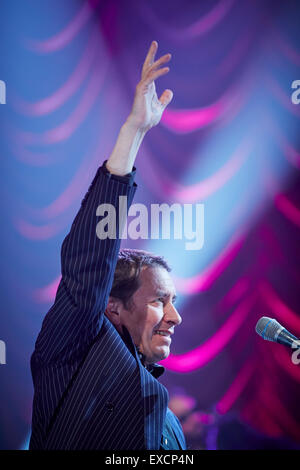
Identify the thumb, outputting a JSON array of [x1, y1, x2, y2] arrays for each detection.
[[159, 89, 173, 108]]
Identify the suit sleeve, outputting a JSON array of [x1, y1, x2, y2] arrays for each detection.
[[32, 161, 137, 366]]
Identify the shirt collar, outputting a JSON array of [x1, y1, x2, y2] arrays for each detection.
[[120, 326, 165, 379], [137, 349, 165, 379]]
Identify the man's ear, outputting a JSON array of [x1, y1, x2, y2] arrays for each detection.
[[105, 296, 123, 329]]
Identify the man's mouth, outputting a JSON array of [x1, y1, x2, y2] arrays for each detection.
[[154, 330, 173, 337]]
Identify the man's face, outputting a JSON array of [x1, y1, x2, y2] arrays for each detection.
[[118, 266, 182, 365]]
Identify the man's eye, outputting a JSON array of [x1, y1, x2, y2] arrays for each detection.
[[152, 298, 164, 305]]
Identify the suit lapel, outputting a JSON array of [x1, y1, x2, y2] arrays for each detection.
[[121, 327, 168, 450]]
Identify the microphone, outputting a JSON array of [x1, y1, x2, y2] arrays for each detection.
[[255, 317, 300, 349]]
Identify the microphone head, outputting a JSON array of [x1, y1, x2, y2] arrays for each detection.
[[255, 316, 283, 342]]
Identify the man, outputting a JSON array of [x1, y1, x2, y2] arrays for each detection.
[[29, 41, 186, 450]]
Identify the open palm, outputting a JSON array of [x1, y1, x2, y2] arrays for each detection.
[[128, 41, 173, 132]]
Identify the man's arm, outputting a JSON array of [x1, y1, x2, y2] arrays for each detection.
[[32, 41, 173, 365]]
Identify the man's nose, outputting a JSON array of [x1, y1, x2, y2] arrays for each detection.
[[164, 303, 182, 326]]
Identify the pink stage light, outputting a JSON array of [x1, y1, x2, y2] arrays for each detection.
[[16, 27, 100, 116], [161, 294, 256, 373], [34, 276, 61, 303], [216, 359, 256, 414], [275, 194, 300, 228], [173, 232, 245, 294], [260, 280, 300, 334], [26, 1, 99, 53]]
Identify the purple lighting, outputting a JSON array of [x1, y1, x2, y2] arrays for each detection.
[[161, 295, 256, 373]]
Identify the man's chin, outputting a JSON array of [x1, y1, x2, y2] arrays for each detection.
[[152, 345, 170, 363], [142, 342, 171, 364]]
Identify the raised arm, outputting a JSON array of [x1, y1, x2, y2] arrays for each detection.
[[33, 41, 173, 366]]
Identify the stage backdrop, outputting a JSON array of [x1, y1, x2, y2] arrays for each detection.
[[0, 0, 299, 450]]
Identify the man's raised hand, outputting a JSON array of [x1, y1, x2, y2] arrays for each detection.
[[127, 41, 173, 132], [106, 41, 173, 176]]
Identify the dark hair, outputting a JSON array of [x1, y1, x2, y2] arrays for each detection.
[[110, 248, 171, 309]]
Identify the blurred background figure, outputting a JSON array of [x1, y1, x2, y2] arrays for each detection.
[[169, 391, 300, 449]]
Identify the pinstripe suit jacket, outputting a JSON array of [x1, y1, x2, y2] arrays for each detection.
[[29, 163, 186, 450]]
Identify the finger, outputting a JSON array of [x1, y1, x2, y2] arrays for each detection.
[[142, 41, 158, 72], [144, 67, 170, 86], [159, 89, 173, 107], [151, 53, 171, 72]]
